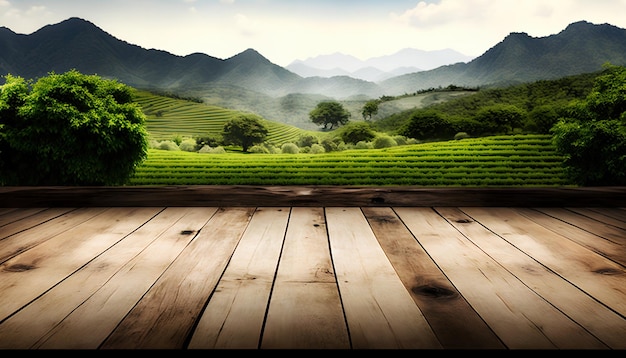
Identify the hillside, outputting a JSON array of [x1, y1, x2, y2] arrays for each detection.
[[379, 21, 626, 94], [132, 90, 327, 144], [2, 18, 626, 127]]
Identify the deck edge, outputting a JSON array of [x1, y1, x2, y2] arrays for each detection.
[[1, 186, 625, 207]]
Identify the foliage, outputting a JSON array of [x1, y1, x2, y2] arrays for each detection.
[[222, 113, 269, 152], [362, 100, 380, 120], [373, 135, 398, 149], [340, 122, 376, 144], [296, 134, 320, 147], [400, 110, 455, 140], [309, 101, 351, 129], [473, 104, 525, 135], [0, 70, 148, 185], [375, 71, 599, 138], [195, 133, 223, 148], [281, 142, 300, 154], [309, 143, 325, 154], [158, 140, 180, 151], [551, 65, 626, 186]]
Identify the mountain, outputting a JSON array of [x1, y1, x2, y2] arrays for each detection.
[[0, 17, 383, 99], [287, 48, 474, 82], [379, 21, 626, 94], [2, 18, 626, 115]]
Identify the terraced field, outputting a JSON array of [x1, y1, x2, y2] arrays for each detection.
[[129, 134, 570, 186], [133, 90, 323, 145]]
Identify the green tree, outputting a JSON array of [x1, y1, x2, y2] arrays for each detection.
[[222, 113, 269, 152], [474, 104, 525, 134], [0, 70, 148, 185], [362, 100, 380, 120], [551, 64, 626, 186], [340, 122, 376, 144], [400, 110, 455, 140], [309, 101, 351, 130]]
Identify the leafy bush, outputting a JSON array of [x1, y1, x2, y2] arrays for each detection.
[[310, 143, 325, 154], [340, 122, 376, 144], [281, 142, 300, 154], [373, 135, 397, 149], [158, 140, 180, 151], [0, 70, 148, 185], [179, 138, 198, 152]]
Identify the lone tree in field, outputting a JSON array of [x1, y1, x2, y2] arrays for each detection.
[[309, 101, 351, 130], [0, 70, 149, 185], [222, 113, 269, 152], [362, 99, 380, 120]]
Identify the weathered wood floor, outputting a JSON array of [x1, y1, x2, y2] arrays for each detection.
[[1, 201, 625, 349]]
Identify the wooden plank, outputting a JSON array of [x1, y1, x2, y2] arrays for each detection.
[[101, 207, 256, 349], [0, 207, 49, 227], [325, 207, 442, 349], [395, 207, 606, 349], [260, 207, 350, 349], [0, 208, 74, 239], [568, 208, 626, 229], [462, 207, 626, 318], [0, 207, 217, 349], [2, 186, 625, 207], [535, 207, 626, 244], [515, 208, 626, 267], [0, 207, 108, 263], [188, 207, 290, 349], [0, 207, 160, 321], [34, 207, 217, 349], [584, 208, 626, 223], [362, 207, 504, 349], [437, 207, 624, 349]]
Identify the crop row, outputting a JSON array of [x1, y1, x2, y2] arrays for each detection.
[[133, 90, 311, 144], [129, 134, 569, 186]]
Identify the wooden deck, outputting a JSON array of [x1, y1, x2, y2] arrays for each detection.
[[0, 187, 625, 349]]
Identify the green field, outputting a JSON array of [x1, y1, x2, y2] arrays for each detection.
[[129, 134, 570, 186], [133, 90, 327, 145]]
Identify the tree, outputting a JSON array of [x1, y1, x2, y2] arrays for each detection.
[[551, 64, 626, 186], [309, 101, 351, 130], [362, 100, 380, 120], [400, 110, 455, 140], [340, 122, 376, 144], [222, 113, 268, 152], [0, 70, 149, 185], [474, 104, 525, 134]]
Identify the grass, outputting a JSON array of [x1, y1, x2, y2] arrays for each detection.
[[129, 134, 569, 186]]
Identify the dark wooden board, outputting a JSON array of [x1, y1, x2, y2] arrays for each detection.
[[1, 186, 625, 207]]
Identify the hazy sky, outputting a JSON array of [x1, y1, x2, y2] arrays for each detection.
[[2, 0, 626, 66]]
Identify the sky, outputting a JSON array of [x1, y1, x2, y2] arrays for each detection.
[[1, 0, 626, 67]]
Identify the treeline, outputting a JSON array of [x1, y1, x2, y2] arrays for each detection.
[[373, 71, 600, 138]]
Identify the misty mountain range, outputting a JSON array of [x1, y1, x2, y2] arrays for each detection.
[[1, 17, 626, 124], [286, 48, 475, 82]]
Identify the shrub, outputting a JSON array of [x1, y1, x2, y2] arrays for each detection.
[[281, 142, 300, 154], [310, 143, 325, 154], [158, 140, 180, 151], [373, 135, 397, 148], [179, 138, 198, 152], [0, 70, 148, 185]]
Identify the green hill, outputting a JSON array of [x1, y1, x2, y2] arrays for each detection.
[[132, 90, 327, 145]]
